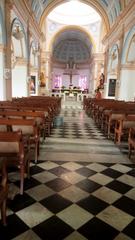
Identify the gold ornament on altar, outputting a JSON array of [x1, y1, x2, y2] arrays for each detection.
[[40, 72, 46, 87]]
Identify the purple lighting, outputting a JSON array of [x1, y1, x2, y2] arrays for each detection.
[[79, 75, 87, 90], [53, 75, 62, 88]]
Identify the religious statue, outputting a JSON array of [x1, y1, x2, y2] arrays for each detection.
[[40, 72, 46, 87], [29, 76, 36, 94], [99, 73, 105, 89]]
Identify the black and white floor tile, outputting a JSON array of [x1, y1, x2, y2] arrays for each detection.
[[1, 101, 135, 240]]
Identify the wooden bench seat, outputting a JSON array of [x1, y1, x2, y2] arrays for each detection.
[[114, 115, 135, 144], [0, 131, 30, 195], [0, 118, 40, 164], [0, 159, 8, 225], [128, 127, 135, 159]]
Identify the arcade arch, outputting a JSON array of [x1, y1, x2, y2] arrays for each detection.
[[40, 1, 104, 96], [11, 18, 28, 97]]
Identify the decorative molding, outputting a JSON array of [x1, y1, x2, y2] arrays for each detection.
[[121, 64, 135, 70], [14, 57, 27, 66], [48, 25, 96, 53], [30, 66, 38, 72]]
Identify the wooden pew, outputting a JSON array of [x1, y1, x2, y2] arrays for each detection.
[[0, 159, 8, 225], [0, 106, 53, 137], [114, 115, 135, 144], [128, 127, 135, 159], [0, 118, 40, 164], [0, 131, 30, 195], [0, 110, 46, 141]]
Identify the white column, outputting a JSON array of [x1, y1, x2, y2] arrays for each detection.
[[45, 51, 51, 92], [0, 47, 6, 100], [4, 0, 12, 100]]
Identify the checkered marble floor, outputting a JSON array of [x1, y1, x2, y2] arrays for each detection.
[[1, 102, 135, 240]]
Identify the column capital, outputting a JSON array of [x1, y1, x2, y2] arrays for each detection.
[[44, 51, 52, 60], [0, 44, 6, 52], [6, 0, 14, 10]]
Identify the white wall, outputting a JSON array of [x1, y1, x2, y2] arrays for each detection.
[[12, 66, 27, 97], [119, 69, 135, 101], [0, 52, 5, 100]]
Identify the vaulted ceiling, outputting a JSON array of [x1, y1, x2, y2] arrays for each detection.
[[28, 0, 131, 27], [52, 30, 92, 63], [26, 0, 131, 65]]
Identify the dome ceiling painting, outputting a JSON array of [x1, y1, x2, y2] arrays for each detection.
[[28, 0, 129, 27], [52, 30, 92, 63]]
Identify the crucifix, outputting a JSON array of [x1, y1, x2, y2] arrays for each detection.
[[63, 57, 78, 86], [63, 69, 78, 86], [69, 70, 73, 85], [69, 71, 73, 85]]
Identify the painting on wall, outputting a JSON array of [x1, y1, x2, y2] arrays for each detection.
[[30, 75, 36, 95]]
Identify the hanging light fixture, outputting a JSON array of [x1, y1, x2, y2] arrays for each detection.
[[12, 25, 24, 40]]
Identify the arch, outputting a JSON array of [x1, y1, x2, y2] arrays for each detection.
[[11, 18, 28, 59], [126, 34, 135, 63], [0, 6, 6, 44], [11, 18, 28, 98], [121, 26, 135, 64], [39, 0, 110, 34], [48, 25, 96, 54]]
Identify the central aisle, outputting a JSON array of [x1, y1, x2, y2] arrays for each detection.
[[40, 100, 130, 164], [3, 100, 135, 240]]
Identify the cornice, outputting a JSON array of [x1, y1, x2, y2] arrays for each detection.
[[15, 57, 27, 66], [30, 66, 38, 72], [121, 64, 135, 70]]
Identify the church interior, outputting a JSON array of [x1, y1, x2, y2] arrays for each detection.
[[0, 0, 135, 239]]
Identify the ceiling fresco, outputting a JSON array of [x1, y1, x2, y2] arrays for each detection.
[[28, 0, 130, 26]]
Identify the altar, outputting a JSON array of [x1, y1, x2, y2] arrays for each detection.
[[51, 88, 88, 101]]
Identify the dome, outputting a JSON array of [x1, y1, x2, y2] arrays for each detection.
[[52, 29, 92, 63]]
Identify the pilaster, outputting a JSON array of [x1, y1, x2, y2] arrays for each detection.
[[115, 27, 124, 99], [45, 51, 51, 91], [4, 0, 13, 100]]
